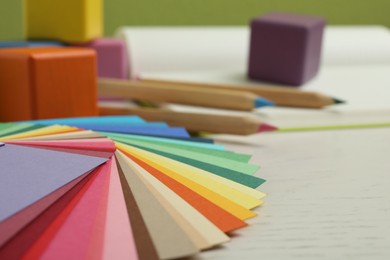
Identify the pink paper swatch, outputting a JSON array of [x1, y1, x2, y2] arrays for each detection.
[[103, 159, 139, 260]]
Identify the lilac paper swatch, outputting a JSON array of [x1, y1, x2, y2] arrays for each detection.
[[0, 144, 108, 222]]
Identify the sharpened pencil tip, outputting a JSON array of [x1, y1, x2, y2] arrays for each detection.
[[258, 123, 278, 133], [332, 97, 346, 105], [255, 97, 275, 108]]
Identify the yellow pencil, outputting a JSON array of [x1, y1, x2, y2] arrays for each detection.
[[140, 78, 345, 109], [98, 78, 274, 111]]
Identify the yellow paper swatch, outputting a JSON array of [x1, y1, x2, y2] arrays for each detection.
[[117, 144, 259, 220], [0, 125, 77, 141], [19, 130, 104, 141], [117, 143, 263, 209]]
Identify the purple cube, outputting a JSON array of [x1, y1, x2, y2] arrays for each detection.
[[74, 38, 129, 79], [248, 12, 326, 86]]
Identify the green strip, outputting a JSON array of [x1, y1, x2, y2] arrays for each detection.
[[175, 146, 251, 162], [101, 131, 252, 162], [6, 124, 47, 136], [0, 124, 47, 138], [119, 141, 265, 188], [112, 136, 259, 175], [279, 123, 390, 132], [134, 140, 248, 162], [0, 123, 14, 132], [160, 152, 265, 188], [100, 131, 224, 150], [0, 123, 35, 138]]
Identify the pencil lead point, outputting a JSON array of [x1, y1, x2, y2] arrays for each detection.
[[332, 97, 346, 105], [258, 123, 278, 133], [255, 97, 275, 108]]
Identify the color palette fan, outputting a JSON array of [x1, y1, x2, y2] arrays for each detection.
[[0, 116, 266, 260]]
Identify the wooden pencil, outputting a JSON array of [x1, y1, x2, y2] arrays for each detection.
[[140, 78, 344, 109], [98, 78, 274, 111], [98, 105, 278, 135]]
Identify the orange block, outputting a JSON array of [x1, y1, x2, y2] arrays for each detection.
[[0, 47, 98, 121]]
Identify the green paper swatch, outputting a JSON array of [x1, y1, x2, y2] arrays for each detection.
[[0, 123, 43, 138], [102, 132, 252, 162], [0, 123, 14, 132], [111, 136, 259, 175], [101, 131, 224, 150], [121, 142, 265, 188]]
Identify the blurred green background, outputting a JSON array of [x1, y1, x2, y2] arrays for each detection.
[[1, 0, 389, 40]]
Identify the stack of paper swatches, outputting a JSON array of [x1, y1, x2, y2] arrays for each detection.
[[0, 116, 266, 260]]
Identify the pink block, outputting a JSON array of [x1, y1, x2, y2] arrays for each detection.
[[75, 38, 129, 79]]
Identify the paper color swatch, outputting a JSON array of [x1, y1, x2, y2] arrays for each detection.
[[0, 116, 266, 259]]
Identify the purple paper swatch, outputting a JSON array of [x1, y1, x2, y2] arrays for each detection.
[[0, 144, 108, 222]]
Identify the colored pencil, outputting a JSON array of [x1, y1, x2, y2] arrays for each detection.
[[98, 78, 274, 111], [99, 105, 278, 135], [140, 78, 345, 109]]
